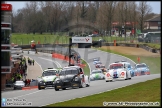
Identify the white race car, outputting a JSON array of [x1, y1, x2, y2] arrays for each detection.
[[105, 63, 131, 82], [37, 68, 62, 90], [118, 61, 135, 77]]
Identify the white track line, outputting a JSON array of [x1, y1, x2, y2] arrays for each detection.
[[27, 56, 43, 72], [13, 90, 42, 98]]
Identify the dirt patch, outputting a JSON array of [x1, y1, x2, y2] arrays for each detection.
[[101, 46, 160, 57]]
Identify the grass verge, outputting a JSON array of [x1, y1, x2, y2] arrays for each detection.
[[46, 78, 161, 107], [81, 59, 90, 76], [11, 33, 160, 49], [95, 47, 161, 74]]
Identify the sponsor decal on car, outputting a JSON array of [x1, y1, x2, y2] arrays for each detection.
[[120, 72, 125, 78], [106, 73, 111, 77]]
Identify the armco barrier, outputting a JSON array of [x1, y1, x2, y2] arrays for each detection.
[[21, 43, 160, 54], [21, 80, 38, 90]]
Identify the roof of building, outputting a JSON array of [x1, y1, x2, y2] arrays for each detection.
[[145, 15, 161, 22]]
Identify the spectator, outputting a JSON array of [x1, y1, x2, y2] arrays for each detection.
[[20, 69, 23, 76], [25, 79, 27, 86], [32, 59, 35, 66], [25, 64, 27, 70], [26, 79, 29, 86], [29, 60, 32, 65], [28, 57, 30, 65], [29, 79, 31, 85]]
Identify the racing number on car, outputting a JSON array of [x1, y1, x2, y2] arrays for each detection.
[[106, 73, 110, 77], [121, 72, 125, 76]]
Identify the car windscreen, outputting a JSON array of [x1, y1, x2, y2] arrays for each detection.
[[65, 69, 78, 75], [92, 71, 102, 74], [124, 63, 131, 68], [60, 69, 78, 75], [42, 70, 57, 76], [109, 64, 123, 69], [136, 64, 147, 68]]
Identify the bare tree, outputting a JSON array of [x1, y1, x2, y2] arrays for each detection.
[[123, 2, 129, 38], [137, 1, 152, 33], [50, 2, 63, 34], [97, 1, 117, 36]]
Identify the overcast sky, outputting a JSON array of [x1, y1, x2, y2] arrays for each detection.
[[6, 1, 161, 14]]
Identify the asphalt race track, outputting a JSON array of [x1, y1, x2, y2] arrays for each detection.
[[2, 48, 160, 107]]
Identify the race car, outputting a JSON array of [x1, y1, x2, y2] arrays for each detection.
[[90, 69, 105, 81], [134, 63, 150, 76], [95, 64, 107, 73], [93, 58, 100, 65], [98, 65, 106, 71], [105, 63, 131, 82], [37, 68, 62, 90], [95, 61, 102, 67], [119, 61, 135, 77], [54, 66, 90, 91]]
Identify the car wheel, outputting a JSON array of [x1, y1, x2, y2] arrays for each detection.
[[14, 87, 16, 90], [55, 88, 59, 91], [86, 84, 90, 87], [106, 80, 109, 82]]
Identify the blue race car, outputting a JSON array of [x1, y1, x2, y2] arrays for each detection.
[[119, 61, 135, 77], [93, 58, 100, 65], [134, 63, 150, 76]]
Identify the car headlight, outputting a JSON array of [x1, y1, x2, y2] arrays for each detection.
[[39, 81, 43, 83], [39, 80, 44, 83], [56, 80, 60, 83], [74, 77, 79, 81]]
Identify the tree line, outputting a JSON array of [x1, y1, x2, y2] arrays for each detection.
[[12, 1, 156, 35]]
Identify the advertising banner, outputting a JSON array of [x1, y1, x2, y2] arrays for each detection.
[[72, 37, 92, 43]]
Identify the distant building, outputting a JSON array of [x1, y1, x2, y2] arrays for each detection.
[[144, 14, 161, 32]]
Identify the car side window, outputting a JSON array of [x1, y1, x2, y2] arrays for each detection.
[[60, 70, 65, 75], [79, 68, 82, 72]]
